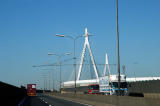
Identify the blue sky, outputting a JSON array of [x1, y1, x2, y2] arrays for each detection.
[[0, 0, 160, 89]]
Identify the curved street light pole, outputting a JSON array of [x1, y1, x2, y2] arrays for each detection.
[[116, 0, 121, 95], [48, 52, 71, 93], [56, 34, 82, 94]]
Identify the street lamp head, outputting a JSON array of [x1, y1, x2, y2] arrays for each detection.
[[48, 53, 54, 55], [32, 65, 36, 67], [56, 34, 65, 37], [48, 52, 71, 57], [65, 52, 71, 55]]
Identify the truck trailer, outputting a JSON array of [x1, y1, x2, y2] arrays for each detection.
[[99, 75, 128, 95], [27, 84, 36, 96]]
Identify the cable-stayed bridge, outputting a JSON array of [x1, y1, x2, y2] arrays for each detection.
[[61, 28, 160, 89]]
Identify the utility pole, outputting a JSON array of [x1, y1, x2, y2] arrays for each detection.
[[52, 70, 54, 91], [73, 39, 76, 94], [59, 60, 62, 93], [116, 0, 121, 95], [49, 71, 50, 91]]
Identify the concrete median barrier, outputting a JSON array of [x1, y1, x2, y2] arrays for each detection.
[[46, 93, 160, 106]]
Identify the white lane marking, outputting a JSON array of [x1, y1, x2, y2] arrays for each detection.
[[39, 97, 52, 106], [39, 97, 49, 105], [61, 98, 92, 106]]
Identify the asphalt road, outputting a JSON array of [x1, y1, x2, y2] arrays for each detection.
[[21, 96, 48, 106], [22, 94, 90, 106]]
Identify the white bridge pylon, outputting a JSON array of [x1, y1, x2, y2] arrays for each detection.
[[103, 53, 111, 77], [77, 28, 99, 80]]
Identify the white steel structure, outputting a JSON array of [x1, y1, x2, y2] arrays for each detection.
[[62, 77, 160, 88], [61, 28, 160, 89], [77, 28, 99, 80], [103, 53, 111, 77], [126, 77, 160, 82]]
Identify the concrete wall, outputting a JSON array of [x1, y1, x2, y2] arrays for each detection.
[[128, 80, 160, 93], [0, 81, 27, 106], [48, 93, 160, 106]]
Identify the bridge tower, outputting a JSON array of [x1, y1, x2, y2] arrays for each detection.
[[77, 28, 99, 80]]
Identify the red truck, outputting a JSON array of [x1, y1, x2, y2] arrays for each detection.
[[27, 84, 36, 96], [88, 84, 100, 94]]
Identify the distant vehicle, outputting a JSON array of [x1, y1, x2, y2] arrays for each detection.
[[99, 75, 128, 95], [88, 84, 100, 94], [27, 84, 36, 96], [99, 53, 128, 95]]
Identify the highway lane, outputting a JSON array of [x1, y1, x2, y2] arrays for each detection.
[[22, 94, 90, 106], [21, 96, 48, 106], [39, 94, 90, 106]]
